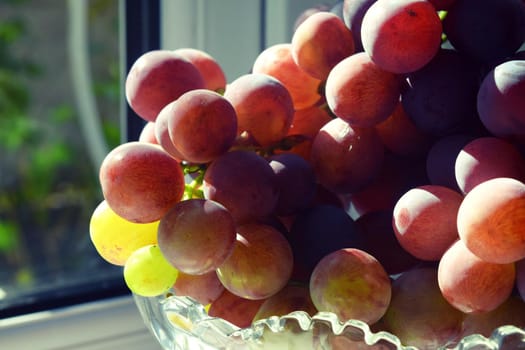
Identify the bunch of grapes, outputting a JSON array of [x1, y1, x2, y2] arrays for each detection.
[[89, 0, 525, 348]]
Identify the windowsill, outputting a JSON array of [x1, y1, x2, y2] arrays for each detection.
[[0, 294, 161, 350]]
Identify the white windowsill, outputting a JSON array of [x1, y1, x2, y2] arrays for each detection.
[[0, 294, 162, 350]]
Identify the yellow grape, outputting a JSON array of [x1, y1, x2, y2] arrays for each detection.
[[124, 244, 179, 297], [89, 199, 158, 266]]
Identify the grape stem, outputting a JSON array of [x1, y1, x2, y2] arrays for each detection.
[[182, 163, 206, 200]]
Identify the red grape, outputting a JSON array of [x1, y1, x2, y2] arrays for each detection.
[[457, 177, 525, 264], [157, 199, 236, 275], [252, 43, 322, 110], [438, 239, 516, 313], [172, 48, 227, 93], [223, 73, 294, 148], [392, 184, 463, 261], [361, 0, 442, 74], [325, 52, 401, 128], [291, 11, 355, 81], [165, 89, 238, 164], [310, 117, 384, 194], [216, 223, 294, 300], [125, 50, 205, 122], [99, 141, 185, 223]]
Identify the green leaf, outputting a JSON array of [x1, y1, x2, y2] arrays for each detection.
[[0, 221, 19, 251]]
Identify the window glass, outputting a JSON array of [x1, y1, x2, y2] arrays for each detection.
[[0, 0, 124, 317]]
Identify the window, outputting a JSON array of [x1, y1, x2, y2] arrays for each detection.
[[0, 0, 323, 348], [0, 0, 126, 318]]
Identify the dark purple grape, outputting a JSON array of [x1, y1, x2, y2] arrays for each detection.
[[342, 0, 377, 52], [426, 133, 475, 192], [203, 150, 279, 224], [401, 49, 482, 137], [443, 0, 525, 65], [268, 153, 317, 216], [288, 204, 365, 276], [477, 60, 525, 145]]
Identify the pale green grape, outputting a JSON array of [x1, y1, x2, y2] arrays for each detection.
[[124, 244, 179, 297], [89, 199, 158, 266]]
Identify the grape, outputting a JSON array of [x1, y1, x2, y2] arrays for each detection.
[[138, 122, 157, 144], [382, 267, 464, 349], [202, 150, 279, 224], [172, 48, 227, 93], [392, 184, 463, 261], [99, 141, 185, 223], [438, 239, 516, 313], [517, 258, 525, 302], [345, 154, 429, 219], [252, 43, 322, 110], [361, 0, 443, 74], [155, 101, 185, 160], [291, 11, 355, 81], [92, 1, 525, 338], [89, 199, 158, 266], [427, 0, 457, 10], [268, 153, 317, 216], [356, 210, 421, 275], [477, 60, 525, 145], [460, 296, 525, 338], [208, 289, 265, 328], [401, 48, 482, 137], [457, 177, 525, 264], [216, 222, 294, 300], [309, 248, 391, 325], [280, 105, 332, 161], [252, 283, 317, 321], [172, 270, 225, 306], [375, 101, 432, 158], [157, 199, 236, 275], [223, 73, 294, 148], [342, 0, 377, 52], [288, 204, 365, 276], [310, 117, 384, 194], [443, 0, 525, 65], [325, 52, 401, 128], [123, 244, 179, 297], [454, 136, 525, 194], [125, 49, 205, 122], [164, 89, 238, 164], [425, 133, 474, 191]]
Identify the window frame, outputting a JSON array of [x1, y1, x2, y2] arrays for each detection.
[[0, 1, 324, 348]]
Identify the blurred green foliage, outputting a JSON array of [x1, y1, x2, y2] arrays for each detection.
[[0, 0, 120, 290]]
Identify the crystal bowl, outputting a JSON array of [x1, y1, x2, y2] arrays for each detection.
[[134, 291, 525, 350]]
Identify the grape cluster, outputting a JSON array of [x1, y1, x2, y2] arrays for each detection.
[[89, 0, 525, 348]]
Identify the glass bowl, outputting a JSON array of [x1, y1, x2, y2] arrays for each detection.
[[134, 291, 525, 350]]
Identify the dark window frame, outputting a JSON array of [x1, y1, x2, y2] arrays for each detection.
[[0, 0, 160, 319]]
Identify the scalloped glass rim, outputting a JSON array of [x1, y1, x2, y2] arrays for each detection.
[[134, 292, 525, 350]]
